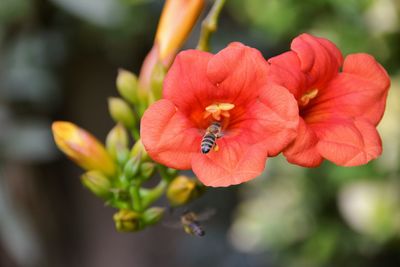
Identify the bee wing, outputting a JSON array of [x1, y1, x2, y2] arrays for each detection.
[[196, 208, 216, 221]]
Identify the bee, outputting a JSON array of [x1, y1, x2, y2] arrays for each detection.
[[164, 208, 216, 237], [180, 209, 215, 237], [201, 122, 222, 154]]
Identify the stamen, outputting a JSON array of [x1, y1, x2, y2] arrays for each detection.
[[299, 89, 319, 106], [213, 144, 219, 152], [204, 102, 235, 121]]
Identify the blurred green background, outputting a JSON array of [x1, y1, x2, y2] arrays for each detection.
[[1, 0, 400, 266]]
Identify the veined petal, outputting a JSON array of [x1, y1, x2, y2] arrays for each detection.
[[163, 49, 214, 114], [312, 53, 390, 125], [256, 83, 299, 155], [283, 119, 323, 167], [192, 139, 268, 187], [291, 33, 343, 89], [267, 51, 307, 99], [191, 83, 299, 187], [313, 117, 382, 166], [140, 99, 201, 169], [206, 42, 270, 106], [225, 83, 298, 153]]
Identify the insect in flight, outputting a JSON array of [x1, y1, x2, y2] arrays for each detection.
[[164, 209, 216, 237], [201, 122, 222, 154], [180, 209, 216, 237]]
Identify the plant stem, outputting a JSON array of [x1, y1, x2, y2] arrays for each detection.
[[130, 184, 143, 211], [196, 0, 227, 52], [131, 128, 140, 141]]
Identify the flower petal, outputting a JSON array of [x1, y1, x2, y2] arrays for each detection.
[[283, 118, 323, 167], [206, 42, 270, 106], [313, 117, 382, 166], [291, 33, 343, 89], [191, 83, 299, 187], [267, 51, 307, 99], [311, 53, 390, 125], [192, 139, 268, 187], [256, 83, 299, 156], [163, 49, 214, 114], [140, 99, 201, 169]]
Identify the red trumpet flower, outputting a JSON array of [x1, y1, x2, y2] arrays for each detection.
[[141, 43, 298, 186], [268, 33, 390, 167]]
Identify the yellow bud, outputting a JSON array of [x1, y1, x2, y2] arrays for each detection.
[[167, 176, 205, 206], [142, 207, 165, 226], [155, 0, 205, 61], [113, 209, 142, 232], [108, 97, 136, 129], [52, 121, 116, 176], [116, 69, 138, 105], [106, 124, 129, 162], [81, 171, 112, 198]]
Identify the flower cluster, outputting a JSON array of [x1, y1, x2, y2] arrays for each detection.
[[141, 34, 390, 187], [51, 0, 390, 234]]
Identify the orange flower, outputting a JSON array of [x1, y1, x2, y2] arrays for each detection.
[[141, 43, 299, 187], [52, 121, 116, 176], [267, 34, 390, 167]]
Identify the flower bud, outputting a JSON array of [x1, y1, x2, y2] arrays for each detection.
[[131, 139, 149, 162], [140, 162, 155, 180], [142, 207, 165, 226], [113, 209, 142, 232], [166, 168, 178, 177], [116, 69, 138, 105], [138, 0, 205, 92], [52, 121, 116, 176], [108, 97, 136, 129], [155, 0, 205, 62], [81, 171, 112, 198], [123, 156, 141, 180], [150, 62, 166, 100], [106, 124, 129, 163], [166, 176, 205, 206]]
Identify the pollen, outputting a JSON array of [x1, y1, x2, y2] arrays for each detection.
[[204, 103, 235, 121], [299, 89, 319, 106]]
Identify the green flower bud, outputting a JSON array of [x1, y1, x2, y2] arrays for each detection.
[[150, 62, 166, 101], [142, 207, 164, 226], [140, 162, 155, 179], [106, 124, 129, 163], [123, 155, 141, 180], [113, 209, 142, 232], [167, 176, 205, 206], [108, 97, 136, 129], [81, 170, 112, 198], [166, 168, 178, 177], [130, 139, 149, 161], [116, 69, 138, 104]]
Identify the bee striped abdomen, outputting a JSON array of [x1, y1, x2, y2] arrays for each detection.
[[189, 222, 205, 236], [201, 133, 216, 154]]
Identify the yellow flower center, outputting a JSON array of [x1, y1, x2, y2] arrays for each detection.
[[204, 103, 235, 121], [299, 89, 319, 106]]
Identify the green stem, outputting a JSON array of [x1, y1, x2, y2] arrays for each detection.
[[157, 164, 168, 180], [196, 0, 227, 52], [129, 184, 143, 211], [131, 128, 140, 141]]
